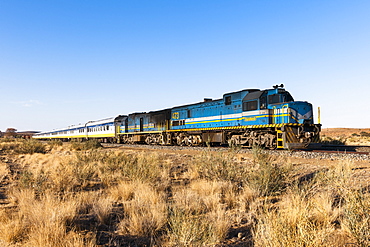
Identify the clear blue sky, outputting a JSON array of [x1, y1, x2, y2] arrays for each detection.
[[1, 0, 369, 132]]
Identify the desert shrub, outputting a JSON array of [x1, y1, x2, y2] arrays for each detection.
[[69, 154, 99, 189], [16, 151, 101, 194], [321, 136, 346, 145], [253, 184, 342, 247], [99, 151, 170, 185], [189, 180, 238, 210], [0, 163, 8, 184], [51, 151, 102, 192], [117, 152, 167, 183], [247, 146, 290, 196], [1, 189, 96, 246], [0, 141, 22, 153], [173, 180, 232, 215], [192, 147, 289, 197], [16, 139, 47, 154], [0, 138, 18, 143], [91, 195, 114, 225], [71, 139, 102, 151], [192, 150, 249, 182], [167, 205, 229, 247], [359, 131, 370, 137], [319, 161, 370, 247], [15, 150, 170, 195], [252, 160, 357, 247], [0, 209, 29, 243], [167, 206, 213, 246], [6, 138, 370, 247], [166, 180, 231, 246], [48, 139, 63, 149], [108, 181, 136, 202], [117, 182, 167, 241], [18, 169, 49, 195], [342, 190, 370, 247]]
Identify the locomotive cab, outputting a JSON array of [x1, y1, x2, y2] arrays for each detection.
[[265, 86, 321, 149], [237, 85, 321, 149]]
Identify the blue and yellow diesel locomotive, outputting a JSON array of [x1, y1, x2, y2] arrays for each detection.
[[34, 85, 321, 149]]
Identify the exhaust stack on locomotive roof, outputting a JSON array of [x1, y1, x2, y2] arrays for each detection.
[[273, 84, 284, 89]]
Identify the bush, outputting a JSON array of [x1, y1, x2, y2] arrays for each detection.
[[0, 141, 21, 153], [253, 189, 339, 247], [247, 146, 290, 197], [71, 140, 102, 151], [321, 136, 346, 145], [16, 140, 47, 154], [359, 131, 370, 137], [118, 182, 167, 238], [192, 150, 249, 182], [48, 139, 63, 149], [167, 205, 229, 246], [0, 138, 18, 143], [342, 190, 370, 247], [1, 189, 97, 246]]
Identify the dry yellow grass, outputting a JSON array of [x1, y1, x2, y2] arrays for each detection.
[[0, 138, 369, 246], [0, 162, 8, 184], [117, 181, 167, 237], [1, 188, 96, 246]]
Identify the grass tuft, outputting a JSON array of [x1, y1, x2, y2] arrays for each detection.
[[71, 140, 103, 150], [248, 146, 290, 196]]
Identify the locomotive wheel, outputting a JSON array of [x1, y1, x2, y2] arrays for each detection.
[[176, 135, 184, 146], [184, 137, 192, 146], [228, 135, 241, 147]]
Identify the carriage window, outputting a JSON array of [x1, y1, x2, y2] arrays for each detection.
[[260, 97, 267, 109], [243, 100, 258, 111], [187, 110, 191, 118], [225, 96, 232, 105]]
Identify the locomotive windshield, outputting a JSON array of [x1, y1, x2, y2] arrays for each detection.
[[268, 91, 294, 104], [282, 92, 294, 102]]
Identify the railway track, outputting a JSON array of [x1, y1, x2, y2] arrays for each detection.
[[101, 143, 370, 161]]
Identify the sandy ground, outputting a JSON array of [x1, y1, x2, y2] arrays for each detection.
[[322, 128, 370, 138], [321, 128, 370, 146]]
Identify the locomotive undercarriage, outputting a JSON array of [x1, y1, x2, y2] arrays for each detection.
[[117, 124, 321, 149], [117, 129, 277, 148], [227, 129, 277, 149], [119, 132, 203, 146]]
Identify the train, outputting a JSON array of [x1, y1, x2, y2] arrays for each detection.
[[33, 85, 321, 149]]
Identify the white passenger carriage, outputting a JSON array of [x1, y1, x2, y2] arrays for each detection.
[[85, 117, 116, 141], [33, 117, 119, 142], [33, 123, 86, 140]]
